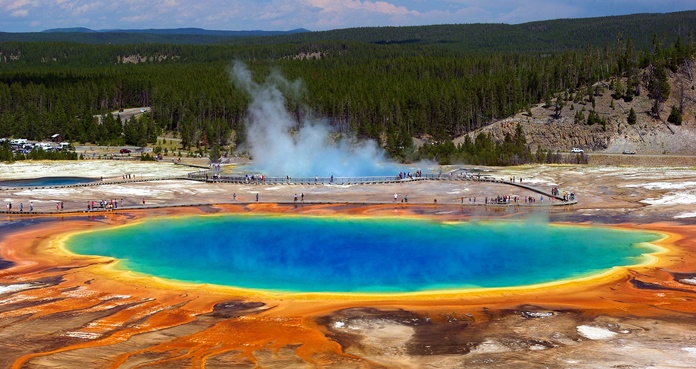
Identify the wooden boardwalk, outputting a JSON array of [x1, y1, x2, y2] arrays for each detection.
[[0, 168, 576, 215]]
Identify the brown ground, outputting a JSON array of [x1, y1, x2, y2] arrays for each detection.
[[1, 161, 696, 368]]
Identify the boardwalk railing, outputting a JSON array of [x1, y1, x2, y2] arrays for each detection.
[[185, 171, 498, 185], [0, 168, 575, 205], [186, 170, 576, 204]]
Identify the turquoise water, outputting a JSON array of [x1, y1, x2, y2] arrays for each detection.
[[66, 215, 661, 293], [0, 177, 96, 187]]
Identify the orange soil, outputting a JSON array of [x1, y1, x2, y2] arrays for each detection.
[[1, 204, 695, 368]]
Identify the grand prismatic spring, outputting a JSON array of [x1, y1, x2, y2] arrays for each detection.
[[2, 162, 696, 368], [65, 215, 663, 294], [1, 66, 695, 367]]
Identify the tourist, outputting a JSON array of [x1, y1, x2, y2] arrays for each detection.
[[142, 198, 145, 206], [30, 202, 33, 212], [394, 193, 398, 202], [301, 193, 304, 202], [294, 193, 298, 202], [20, 203, 23, 212], [233, 193, 236, 201], [256, 193, 259, 202], [404, 195, 408, 203]]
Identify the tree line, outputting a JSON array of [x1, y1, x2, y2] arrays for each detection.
[[0, 30, 694, 164]]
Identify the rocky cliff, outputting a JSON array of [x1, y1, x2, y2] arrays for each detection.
[[455, 61, 696, 156]]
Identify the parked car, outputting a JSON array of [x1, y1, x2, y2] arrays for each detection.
[[570, 148, 584, 153], [622, 150, 636, 155], [120, 149, 131, 154]]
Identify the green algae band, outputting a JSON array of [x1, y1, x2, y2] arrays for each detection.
[[67, 215, 662, 293]]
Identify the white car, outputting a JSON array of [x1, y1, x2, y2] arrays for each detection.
[[570, 148, 584, 153]]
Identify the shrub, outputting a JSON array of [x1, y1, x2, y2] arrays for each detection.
[[667, 105, 682, 125]]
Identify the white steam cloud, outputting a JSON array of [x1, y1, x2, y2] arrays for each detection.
[[230, 61, 401, 177]]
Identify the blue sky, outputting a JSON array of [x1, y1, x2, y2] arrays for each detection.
[[1, 0, 693, 32]]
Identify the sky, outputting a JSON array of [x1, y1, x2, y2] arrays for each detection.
[[0, 0, 694, 32]]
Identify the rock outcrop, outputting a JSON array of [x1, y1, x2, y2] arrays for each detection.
[[455, 62, 696, 155]]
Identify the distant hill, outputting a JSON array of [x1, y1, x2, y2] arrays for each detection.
[[255, 11, 696, 52], [42, 27, 309, 37], [0, 27, 310, 45], [42, 27, 96, 33], [1, 11, 694, 50]]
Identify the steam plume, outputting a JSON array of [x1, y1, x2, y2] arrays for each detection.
[[230, 61, 400, 177]]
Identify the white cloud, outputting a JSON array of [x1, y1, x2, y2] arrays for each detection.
[[11, 9, 28, 16], [49, 1, 105, 16], [5, 0, 36, 10], [304, 0, 419, 16], [297, 0, 423, 29]]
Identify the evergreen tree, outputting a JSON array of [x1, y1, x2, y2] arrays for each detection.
[[627, 107, 637, 125], [233, 121, 246, 151], [613, 79, 625, 99], [209, 144, 221, 163], [574, 110, 585, 124], [553, 93, 565, 118], [667, 105, 682, 125], [586, 110, 605, 125], [649, 62, 671, 102]]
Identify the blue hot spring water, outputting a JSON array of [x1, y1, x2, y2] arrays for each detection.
[[66, 215, 662, 293], [0, 177, 97, 187]]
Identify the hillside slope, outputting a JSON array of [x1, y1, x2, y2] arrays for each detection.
[[459, 61, 696, 156]]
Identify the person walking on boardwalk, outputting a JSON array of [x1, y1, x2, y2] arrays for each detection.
[[394, 193, 398, 202]]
